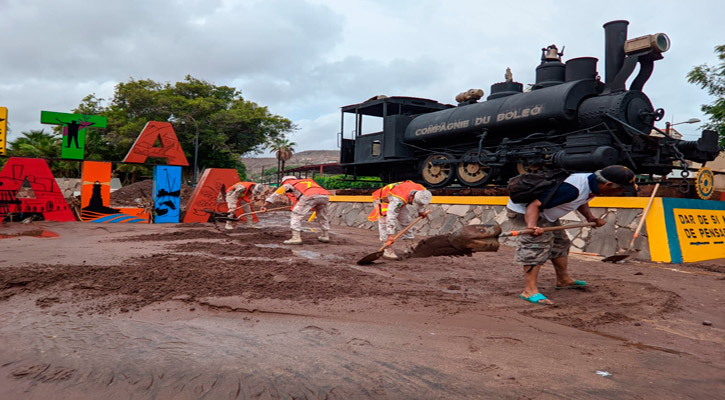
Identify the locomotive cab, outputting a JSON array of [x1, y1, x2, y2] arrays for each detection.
[[339, 96, 452, 181]]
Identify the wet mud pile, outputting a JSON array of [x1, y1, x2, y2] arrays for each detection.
[[0, 227, 387, 316], [110, 179, 195, 207], [406, 224, 501, 258]]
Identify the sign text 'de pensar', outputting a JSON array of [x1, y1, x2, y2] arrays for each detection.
[[673, 209, 725, 262]]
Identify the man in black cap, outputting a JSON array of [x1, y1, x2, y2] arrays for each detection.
[[506, 165, 637, 305]]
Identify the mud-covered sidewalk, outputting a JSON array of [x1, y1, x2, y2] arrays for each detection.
[[1, 213, 724, 399]]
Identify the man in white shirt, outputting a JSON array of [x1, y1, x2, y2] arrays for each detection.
[[507, 165, 636, 305]]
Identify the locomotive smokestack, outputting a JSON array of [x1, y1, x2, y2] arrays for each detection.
[[603, 20, 629, 84]]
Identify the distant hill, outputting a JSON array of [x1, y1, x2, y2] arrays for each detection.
[[242, 150, 340, 179]]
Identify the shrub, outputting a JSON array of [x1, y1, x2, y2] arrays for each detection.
[[313, 175, 382, 189]]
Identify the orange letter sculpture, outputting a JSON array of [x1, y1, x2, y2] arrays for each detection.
[[123, 121, 189, 166], [79, 161, 150, 223], [183, 168, 250, 223]]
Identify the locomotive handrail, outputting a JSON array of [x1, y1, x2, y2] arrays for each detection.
[[649, 126, 676, 139], [600, 117, 638, 168], [604, 113, 649, 137]]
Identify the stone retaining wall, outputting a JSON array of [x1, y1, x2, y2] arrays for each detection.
[[327, 202, 650, 260]]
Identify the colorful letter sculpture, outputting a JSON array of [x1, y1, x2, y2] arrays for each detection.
[[80, 161, 149, 223], [40, 111, 108, 160], [123, 122, 189, 166], [0, 158, 75, 221], [153, 166, 182, 223], [0, 106, 7, 155], [183, 168, 244, 223]]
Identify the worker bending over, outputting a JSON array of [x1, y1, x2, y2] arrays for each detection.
[[368, 181, 432, 260], [507, 165, 635, 305], [223, 181, 264, 230], [261, 175, 331, 245]]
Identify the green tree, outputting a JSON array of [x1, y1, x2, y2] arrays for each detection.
[[6, 129, 78, 177], [687, 45, 725, 145], [73, 75, 296, 181]]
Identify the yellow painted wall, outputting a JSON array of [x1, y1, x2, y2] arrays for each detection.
[[331, 194, 654, 208], [644, 199, 671, 263], [330, 195, 674, 263]]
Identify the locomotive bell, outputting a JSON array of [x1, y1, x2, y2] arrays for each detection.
[[543, 44, 563, 61], [625, 33, 670, 54], [535, 44, 566, 89]]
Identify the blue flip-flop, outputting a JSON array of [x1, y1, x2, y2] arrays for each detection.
[[519, 293, 550, 304], [555, 280, 587, 290]]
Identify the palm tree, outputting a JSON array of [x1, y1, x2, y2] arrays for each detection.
[[9, 129, 60, 158], [267, 137, 296, 183], [7, 130, 78, 177]]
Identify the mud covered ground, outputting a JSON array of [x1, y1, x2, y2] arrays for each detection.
[[1, 213, 724, 399]]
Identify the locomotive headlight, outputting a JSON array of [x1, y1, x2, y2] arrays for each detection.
[[625, 33, 671, 54]]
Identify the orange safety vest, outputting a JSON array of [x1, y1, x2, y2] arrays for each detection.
[[287, 179, 329, 196], [227, 181, 259, 222], [278, 178, 330, 205], [384, 181, 425, 203], [367, 181, 423, 221], [232, 181, 257, 202], [367, 187, 389, 222]]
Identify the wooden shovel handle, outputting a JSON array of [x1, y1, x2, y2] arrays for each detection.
[[232, 206, 288, 218], [378, 215, 426, 252], [501, 222, 596, 237], [628, 183, 659, 248]]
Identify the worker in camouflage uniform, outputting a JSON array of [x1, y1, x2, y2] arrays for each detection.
[[368, 181, 432, 260], [262, 176, 331, 245], [222, 181, 264, 230]]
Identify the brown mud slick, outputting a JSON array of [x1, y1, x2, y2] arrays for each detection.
[[1, 216, 724, 399], [0, 229, 58, 239]]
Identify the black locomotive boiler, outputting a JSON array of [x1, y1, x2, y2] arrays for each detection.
[[337, 20, 721, 188]]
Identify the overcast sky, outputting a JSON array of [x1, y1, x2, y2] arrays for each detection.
[[1, 0, 723, 156]]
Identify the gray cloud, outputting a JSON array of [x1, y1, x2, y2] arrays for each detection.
[[1, 0, 341, 81], [1, 0, 723, 151]]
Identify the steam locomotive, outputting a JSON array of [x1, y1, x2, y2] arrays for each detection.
[[338, 20, 721, 187]]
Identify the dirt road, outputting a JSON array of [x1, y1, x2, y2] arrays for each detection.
[[1, 213, 724, 399]]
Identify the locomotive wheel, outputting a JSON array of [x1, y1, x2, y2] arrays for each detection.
[[516, 141, 561, 174], [456, 149, 497, 187], [420, 153, 455, 187], [516, 161, 544, 175]]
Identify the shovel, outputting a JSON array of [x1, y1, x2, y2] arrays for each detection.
[[201, 206, 288, 221], [602, 183, 660, 263], [499, 221, 596, 237], [231, 206, 289, 220], [357, 215, 427, 265]]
